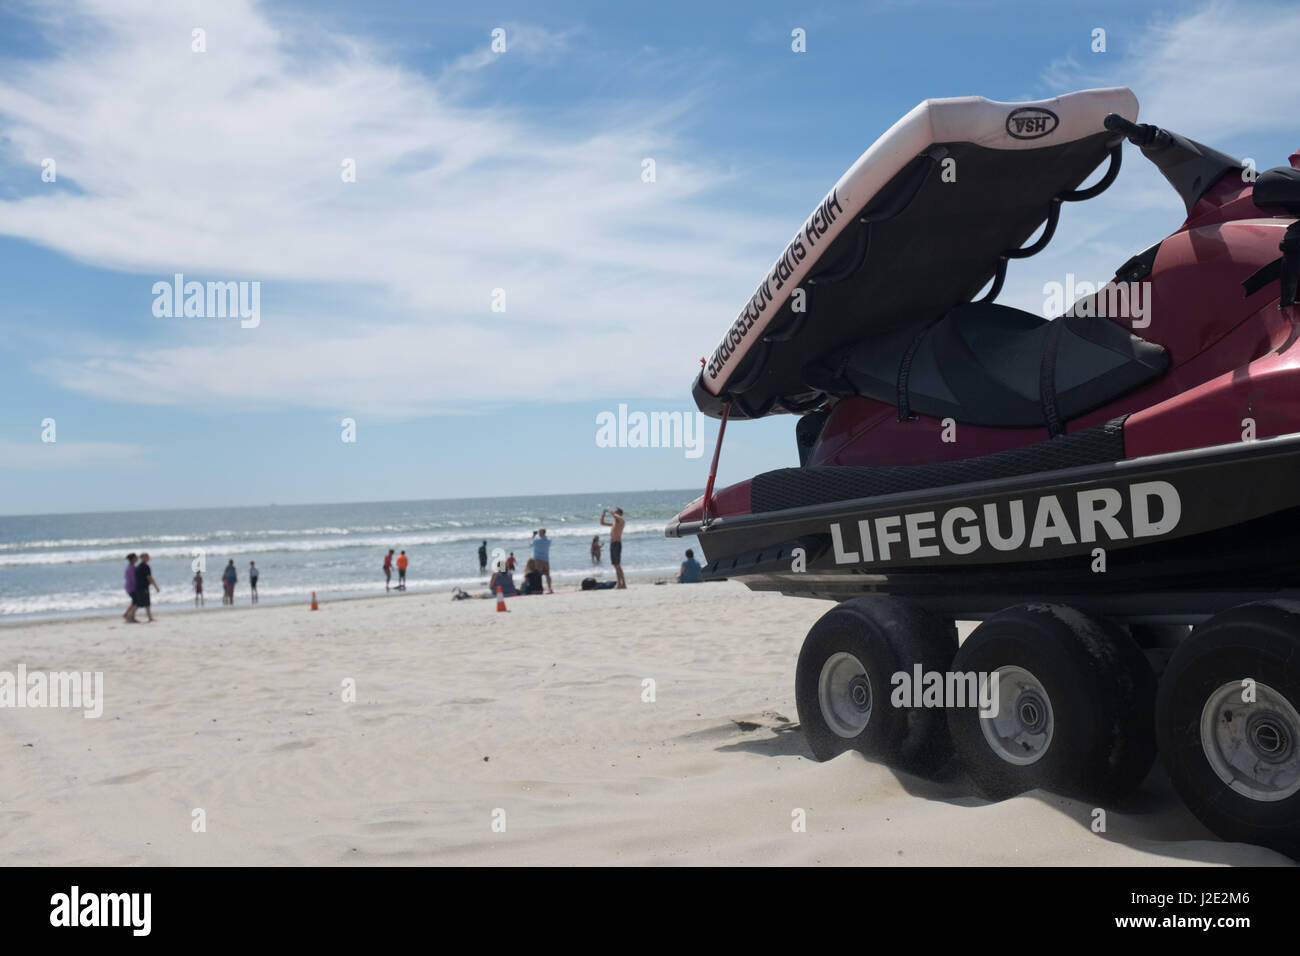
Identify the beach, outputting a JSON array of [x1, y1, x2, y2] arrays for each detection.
[[0, 492, 697, 621], [1, 581, 1290, 866]]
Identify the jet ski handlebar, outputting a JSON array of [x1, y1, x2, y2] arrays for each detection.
[[1104, 113, 1245, 214], [1103, 113, 1172, 150]]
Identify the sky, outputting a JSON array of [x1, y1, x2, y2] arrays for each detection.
[[0, 0, 1298, 515]]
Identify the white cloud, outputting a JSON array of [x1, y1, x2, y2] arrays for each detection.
[[438, 23, 576, 80], [7, 1, 1298, 415], [0, 0, 778, 415], [1125, 2, 1300, 138], [1003, 0, 1300, 316], [0, 440, 144, 469]]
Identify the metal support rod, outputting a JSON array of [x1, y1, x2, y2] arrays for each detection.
[[701, 400, 731, 526]]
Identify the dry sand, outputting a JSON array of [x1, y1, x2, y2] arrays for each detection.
[[0, 582, 1292, 865]]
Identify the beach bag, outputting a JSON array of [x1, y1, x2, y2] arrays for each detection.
[[581, 578, 597, 590]]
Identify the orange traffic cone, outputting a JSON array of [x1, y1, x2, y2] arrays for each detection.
[[495, 587, 508, 613], [310, 591, 319, 611]]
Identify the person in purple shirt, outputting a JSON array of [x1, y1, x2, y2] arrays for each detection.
[[123, 553, 138, 622]]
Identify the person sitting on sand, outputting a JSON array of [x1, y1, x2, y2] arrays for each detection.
[[591, 536, 602, 565], [519, 558, 544, 595], [489, 565, 518, 598], [678, 548, 703, 583], [600, 508, 626, 589], [193, 570, 204, 607]]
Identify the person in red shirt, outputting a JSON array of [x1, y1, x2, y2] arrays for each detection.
[[396, 551, 409, 590], [383, 549, 394, 591]]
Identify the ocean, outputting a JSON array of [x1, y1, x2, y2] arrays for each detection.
[[0, 490, 702, 621]]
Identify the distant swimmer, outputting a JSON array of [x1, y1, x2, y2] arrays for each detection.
[[249, 561, 259, 604], [600, 508, 626, 589], [478, 540, 488, 574], [531, 529, 553, 594], [397, 550, 408, 590]]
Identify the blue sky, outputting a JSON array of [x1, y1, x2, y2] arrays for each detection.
[[1, 0, 1297, 514]]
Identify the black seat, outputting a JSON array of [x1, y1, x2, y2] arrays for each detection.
[[805, 302, 1168, 428], [1255, 166, 1300, 215]]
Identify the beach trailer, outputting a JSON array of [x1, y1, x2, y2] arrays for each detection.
[[668, 88, 1300, 856]]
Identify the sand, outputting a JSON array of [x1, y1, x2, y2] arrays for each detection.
[[0, 582, 1292, 866]]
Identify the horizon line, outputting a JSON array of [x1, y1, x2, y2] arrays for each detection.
[[0, 486, 705, 522]]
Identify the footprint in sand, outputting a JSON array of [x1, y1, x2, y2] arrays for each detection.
[[96, 766, 179, 786], [361, 820, 423, 832]]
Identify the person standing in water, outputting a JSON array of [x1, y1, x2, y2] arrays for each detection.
[[124, 553, 138, 622], [396, 550, 408, 590], [478, 541, 488, 574], [249, 561, 259, 604], [383, 549, 395, 592], [600, 508, 626, 589], [530, 529, 552, 594], [135, 552, 159, 621], [222, 559, 237, 605], [193, 569, 204, 607], [591, 536, 602, 565]]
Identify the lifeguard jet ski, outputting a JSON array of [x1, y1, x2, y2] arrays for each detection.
[[668, 88, 1300, 856]]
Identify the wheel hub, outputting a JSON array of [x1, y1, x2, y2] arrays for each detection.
[[1016, 691, 1048, 734], [1200, 681, 1300, 802], [981, 666, 1054, 767], [1248, 713, 1292, 761], [818, 652, 872, 739], [849, 677, 870, 709]]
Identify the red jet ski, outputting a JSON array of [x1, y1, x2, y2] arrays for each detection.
[[668, 88, 1300, 855]]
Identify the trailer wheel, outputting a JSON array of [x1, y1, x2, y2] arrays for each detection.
[[795, 596, 957, 773], [1156, 601, 1300, 857], [947, 604, 1156, 802]]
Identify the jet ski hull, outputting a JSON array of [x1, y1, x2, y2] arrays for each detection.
[[669, 433, 1300, 620]]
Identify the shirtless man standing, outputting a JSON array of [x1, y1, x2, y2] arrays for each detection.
[[599, 507, 626, 589]]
